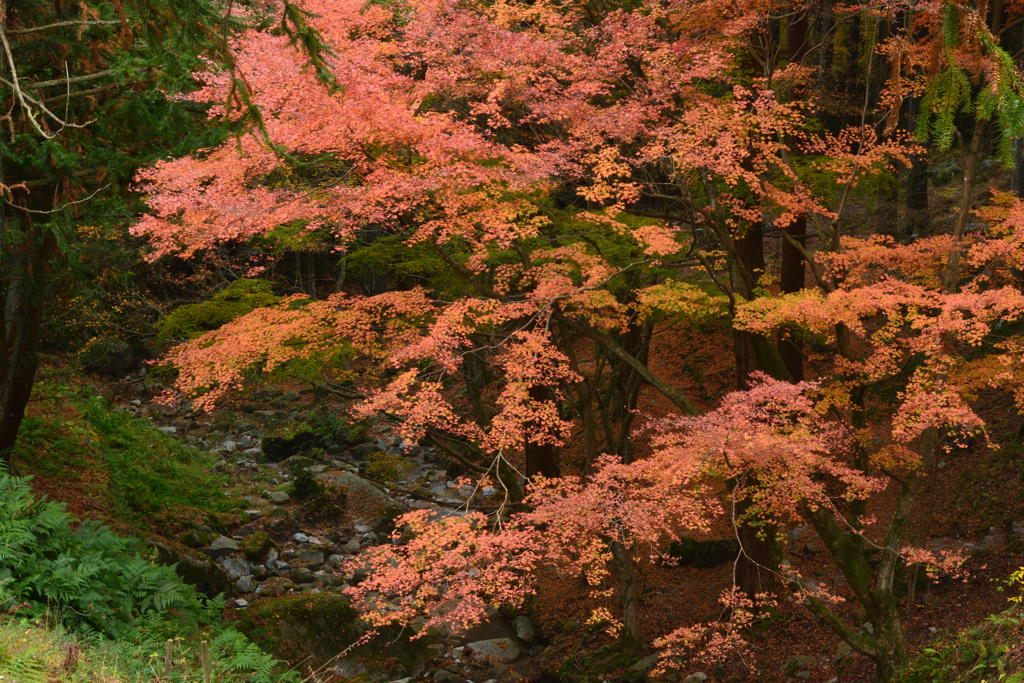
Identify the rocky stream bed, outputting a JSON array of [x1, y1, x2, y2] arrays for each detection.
[[104, 375, 1024, 683]]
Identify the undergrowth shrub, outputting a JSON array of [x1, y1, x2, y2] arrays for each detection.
[[895, 567, 1024, 682]]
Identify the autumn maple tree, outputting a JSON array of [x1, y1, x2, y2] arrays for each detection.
[[132, 0, 1024, 679]]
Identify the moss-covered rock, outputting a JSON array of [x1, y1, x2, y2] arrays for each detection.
[[145, 539, 233, 598], [180, 529, 212, 549], [344, 422, 369, 445], [240, 531, 277, 562], [154, 279, 281, 344], [234, 594, 433, 680], [263, 427, 317, 462]]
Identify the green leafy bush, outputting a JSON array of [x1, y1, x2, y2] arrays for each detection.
[[895, 569, 1024, 682], [154, 279, 280, 344]]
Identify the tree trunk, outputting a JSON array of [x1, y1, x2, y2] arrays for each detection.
[[558, 322, 600, 471], [1014, 55, 1024, 198], [525, 385, 560, 478], [735, 508, 774, 601], [0, 219, 51, 463], [779, 11, 809, 382], [615, 324, 652, 463], [733, 222, 766, 389], [904, 97, 929, 236], [845, 9, 862, 128], [944, 119, 986, 290], [779, 219, 807, 383], [610, 540, 643, 652], [463, 352, 490, 428], [334, 256, 347, 293], [816, 0, 834, 84], [787, 10, 810, 64], [1013, 136, 1024, 198]]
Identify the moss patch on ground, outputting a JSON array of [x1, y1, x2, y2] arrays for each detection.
[[10, 378, 243, 536]]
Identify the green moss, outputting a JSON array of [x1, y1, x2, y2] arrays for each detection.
[[263, 425, 317, 462], [154, 279, 280, 344], [10, 380, 242, 536], [240, 531, 277, 561]]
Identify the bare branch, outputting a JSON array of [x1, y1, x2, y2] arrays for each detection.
[[7, 20, 121, 35]]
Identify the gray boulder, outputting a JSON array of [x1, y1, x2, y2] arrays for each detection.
[[236, 576, 256, 593], [465, 638, 520, 663], [222, 557, 251, 578], [203, 535, 240, 560], [297, 551, 325, 564], [268, 491, 291, 504], [317, 472, 403, 531], [291, 567, 315, 583], [513, 615, 535, 642]]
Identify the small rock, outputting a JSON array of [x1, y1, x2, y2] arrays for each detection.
[[238, 524, 256, 537], [781, 655, 816, 673], [234, 599, 249, 608], [343, 539, 360, 554], [244, 509, 263, 520], [327, 554, 343, 564], [158, 426, 177, 435], [236, 576, 256, 593], [513, 615, 535, 642], [625, 653, 660, 682], [682, 674, 707, 683], [361, 532, 378, 543], [268, 491, 291, 504], [314, 570, 345, 587], [433, 672, 461, 683], [832, 642, 853, 666], [293, 533, 311, 543]]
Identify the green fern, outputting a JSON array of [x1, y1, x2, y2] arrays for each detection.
[[0, 646, 50, 683], [0, 464, 205, 639]]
